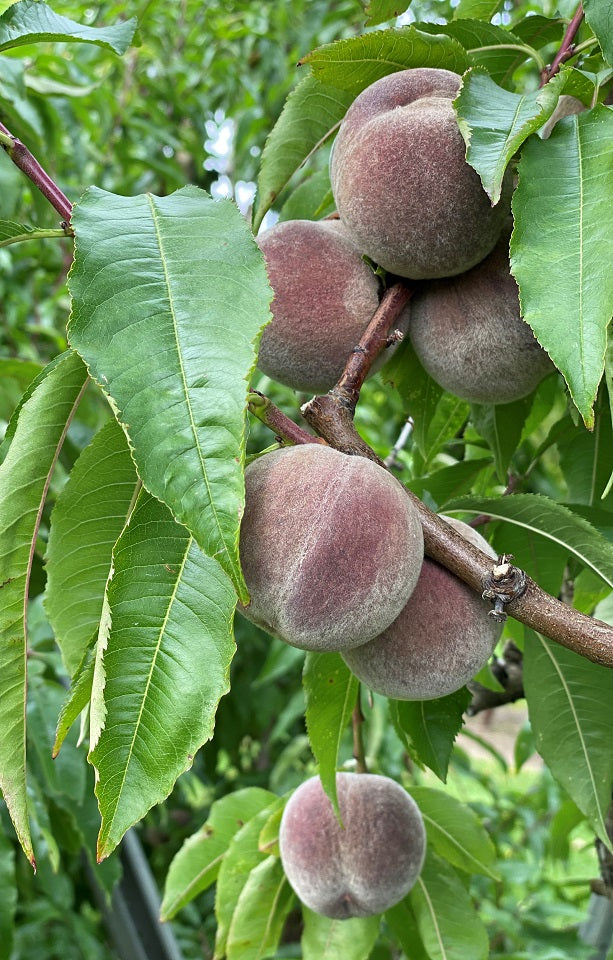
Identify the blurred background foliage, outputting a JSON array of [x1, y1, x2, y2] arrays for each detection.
[[0, 0, 611, 958]]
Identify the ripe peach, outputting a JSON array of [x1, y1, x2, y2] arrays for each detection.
[[279, 773, 426, 918], [238, 445, 424, 652]]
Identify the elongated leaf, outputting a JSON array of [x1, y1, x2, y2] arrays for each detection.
[[385, 899, 429, 960], [0, 830, 16, 960], [215, 798, 284, 959], [408, 787, 499, 880], [302, 908, 380, 960], [52, 646, 96, 757], [583, 0, 613, 67], [383, 339, 443, 461], [470, 395, 533, 483], [0, 0, 136, 53], [445, 493, 613, 588], [253, 76, 353, 231], [415, 20, 535, 88], [408, 851, 489, 960], [0, 219, 63, 248], [364, 0, 411, 27], [0, 350, 87, 864], [303, 652, 358, 817], [45, 418, 137, 674], [524, 631, 613, 848], [160, 788, 275, 920], [455, 68, 567, 204], [88, 490, 237, 860], [302, 27, 468, 92], [390, 689, 471, 782], [226, 856, 294, 960], [27, 680, 86, 804], [511, 106, 613, 427], [0, 351, 66, 462], [69, 186, 272, 598]]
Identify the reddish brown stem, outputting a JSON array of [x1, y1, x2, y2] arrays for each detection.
[[0, 120, 73, 225], [247, 391, 326, 447], [540, 4, 584, 85]]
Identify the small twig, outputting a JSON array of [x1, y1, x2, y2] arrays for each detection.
[[384, 417, 414, 469], [0, 121, 73, 226], [352, 700, 368, 774], [247, 391, 326, 447], [540, 3, 584, 85]]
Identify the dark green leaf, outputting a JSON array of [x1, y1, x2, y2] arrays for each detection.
[[88, 490, 237, 860], [409, 459, 492, 511], [583, 0, 613, 67], [511, 106, 613, 427], [304, 652, 358, 818], [69, 186, 272, 598], [0, 350, 87, 864], [390, 688, 471, 782], [470, 394, 533, 483], [385, 899, 429, 960], [0, 0, 136, 54]]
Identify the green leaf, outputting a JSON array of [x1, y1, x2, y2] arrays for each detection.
[[445, 494, 613, 589], [69, 186, 272, 599], [408, 850, 489, 960], [420, 394, 470, 470], [0, 0, 136, 54], [409, 460, 492, 511], [302, 26, 469, 93], [453, 0, 503, 19], [558, 398, 613, 507], [490, 520, 568, 596], [389, 689, 471, 782], [161, 788, 275, 921], [278, 169, 334, 223], [253, 75, 353, 231], [45, 418, 137, 675], [407, 787, 499, 880], [27, 681, 86, 804], [583, 0, 613, 67], [215, 798, 284, 959], [455, 68, 567, 204], [301, 907, 380, 960], [383, 339, 443, 461], [470, 394, 533, 483], [364, 0, 411, 27], [416, 20, 539, 88], [524, 631, 613, 848], [0, 350, 87, 864], [385, 899, 429, 960], [226, 856, 294, 960], [88, 490, 237, 860], [52, 646, 96, 757], [511, 106, 613, 428], [303, 652, 358, 818], [0, 358, 41, 425], [0, 219, 64, 248], [0, 829, 16, 960]]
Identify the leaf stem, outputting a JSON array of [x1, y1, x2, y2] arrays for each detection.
[[0, 121, 73, 226], [0, 229, 66, 249], [468, 43, 546, 72]]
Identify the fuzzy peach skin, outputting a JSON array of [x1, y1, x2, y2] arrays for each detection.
[[256, 219, 383, 393], [279, 773, 426, 919], [238, 445, 424, 652], [330, 68, 511, 279], [343, 517, 502, 699], [408, 232, 552, 404]]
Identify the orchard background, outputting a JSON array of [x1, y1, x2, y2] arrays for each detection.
[[0, 0, 612, 958]]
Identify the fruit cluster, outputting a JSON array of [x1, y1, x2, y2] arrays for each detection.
[[255, 67, 552, 403]]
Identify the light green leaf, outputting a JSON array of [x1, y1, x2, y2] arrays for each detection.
[[88, 490, 237, 860], [302, 907, 380, 960], [0, 350, 87, 864], [524, 631, 613, 848], [389, 689, 471, 782], [583, 0, 613, 67], [455, 68, 567, 204], [470, 394, 533, 483], [0, 358, 41, 426], [0, 219, 64, 248], [303, 652, 358, 818], [445, 493, 613, 588], [161, 788, 275, 920], [511, 106, 613, 428], [364, 0, 411, 27], [408, 850, 489, 960], [407, 787, 499, 880], [215, 798, 284, 959], [453, 0, 503, 20], [226, 856, 294, 960], [69, 186, 272, 599], [253, 75, 353, 231], [302, 27, 469, 93], [0, 0, 136, 53], [45, 418, 137, 675], [52, 645, 95, 757], [0, 830, 16, 960]]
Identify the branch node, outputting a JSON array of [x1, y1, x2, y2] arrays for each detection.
[[482, 555, 528, 622]]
